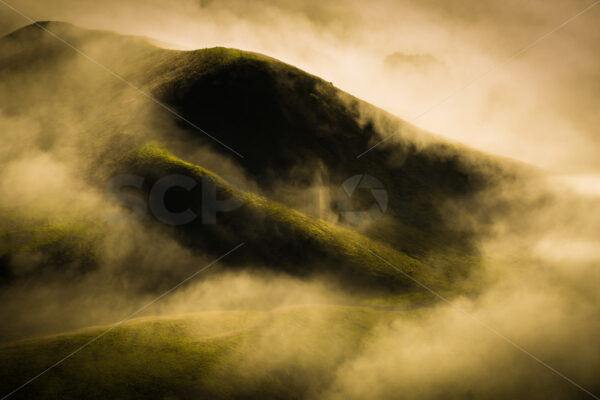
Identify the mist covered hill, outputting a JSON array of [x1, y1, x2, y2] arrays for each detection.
[[1, 21, 597, 400], [0, 22, 542, 289]]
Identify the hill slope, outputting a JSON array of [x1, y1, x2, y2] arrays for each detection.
[[0, 20, 541, 315], [0, 21, 566, 400], [0, 21, 535, 260], [0, 306, 395, 400]]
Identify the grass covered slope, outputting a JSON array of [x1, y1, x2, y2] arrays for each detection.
[[115, 144, 478, 292], [0, 142, 477, 293], [146, 43, 528, 256], [0, 22, 565, 400], [0, 306, 397, 400], [0, 21, 531, 260], [0, 211, 103, 281]]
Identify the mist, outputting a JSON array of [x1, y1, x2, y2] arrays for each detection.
[[0, 2, 599, 399], [1, 0, 599, 175]]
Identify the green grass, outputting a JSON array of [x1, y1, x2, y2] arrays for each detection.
[[1, 22, 505, 290], [0, 306, 400, 400], [0, 23, 508, 399], [127, 144, 479, 292], [0, 210, 104, 278], [0, 142, 479, 292]]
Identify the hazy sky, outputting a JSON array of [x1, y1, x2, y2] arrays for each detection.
[[1, 0, 599, 173]]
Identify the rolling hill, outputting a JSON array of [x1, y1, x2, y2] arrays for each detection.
[[0, 21, 555, 400], [0, 21, 534, 287], [0, 305, 399, 400]]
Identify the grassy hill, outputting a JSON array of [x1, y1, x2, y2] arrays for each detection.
[[1, 143, 479, 292], [0, 21, 535, 259], [0, 21, 508, 292], [0, 21, 549, 400], [0, 306, 401, 400], [126, 144, 482, 289]]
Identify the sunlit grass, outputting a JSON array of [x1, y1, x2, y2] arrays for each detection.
[[0, 306, 400, 400]]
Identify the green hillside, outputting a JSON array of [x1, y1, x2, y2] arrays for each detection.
[[0, 21, 533, 261], [121, 144, 479, 290], [0, 18, 500, 292], [0, 306, 398, 400], [1, 143, 478, 292], [0, 21, 550, 400]]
